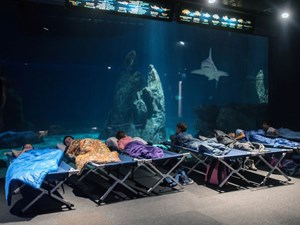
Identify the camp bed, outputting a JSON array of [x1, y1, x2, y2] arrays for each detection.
[[6, 151, 78, 213]]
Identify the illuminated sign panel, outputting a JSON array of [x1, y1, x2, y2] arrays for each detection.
[[178, 6, 254, 32], [66, 0, 173, 21]]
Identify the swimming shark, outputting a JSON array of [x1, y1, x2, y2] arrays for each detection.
[[191, 48, 228, 88]]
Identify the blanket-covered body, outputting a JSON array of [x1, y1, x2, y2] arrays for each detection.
[[246, 130, 300, 148], [124, 141, 164, 158], [171, 132, 231, 156], [5, 148, 63, 205], [279, 128, 300, 141], [66, 138, 120, 173]]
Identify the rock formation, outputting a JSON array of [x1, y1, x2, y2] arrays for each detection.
[[256, 69, 268, 103], [100, 51, 166, 143], [195, 104, 267, 136]]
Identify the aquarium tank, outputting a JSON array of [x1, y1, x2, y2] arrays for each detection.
[[0, 0, 269, 150]]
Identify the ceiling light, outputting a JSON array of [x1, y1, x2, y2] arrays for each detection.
[[281, 12, 289, 19], [208, 0, 216, 4]]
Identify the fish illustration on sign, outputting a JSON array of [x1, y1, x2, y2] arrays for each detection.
[[191, 48, 228, 88]]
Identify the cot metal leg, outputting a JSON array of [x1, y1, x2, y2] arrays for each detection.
[[77, 168, 95, 182], [145, 154, 188, 194], [218, 158, 258, 188], [21, 180, 73, 213], [258, 153, 291, 186], [77, 166, 110, 183], [98, 169, 138, 204], [12, 183, 26, 194], [133, 163, 157, 176], [186, 152, 208, 175], [21, 190, 45, 213]]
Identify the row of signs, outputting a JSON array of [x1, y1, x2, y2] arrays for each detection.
[[66, 0, 254, 31]]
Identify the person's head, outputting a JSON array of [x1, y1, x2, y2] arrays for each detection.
[[176, 122, 188, 134], [63, 135, 74, 147], [22, 144, 33, 151], [262, 119, 272, 131], [116, 131, 126, 140]]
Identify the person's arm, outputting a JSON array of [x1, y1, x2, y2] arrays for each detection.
[[235, 132, 246, 140], [118, 139, 126, 150]]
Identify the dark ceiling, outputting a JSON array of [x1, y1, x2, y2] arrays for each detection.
[[22, 0, 296, 15], [7, 0, 298, 38]]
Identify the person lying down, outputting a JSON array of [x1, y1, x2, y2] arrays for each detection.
[[105, 131, 164, 159], [11, 144, 34, 158], [62, 136, 120, 174]]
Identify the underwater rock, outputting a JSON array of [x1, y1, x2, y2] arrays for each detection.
[[122, 50, 136, 72], [194, 104, 267, 135], [136, 65, 166, 143], [194, 105, 219, 136], [216, 107, 257, 133], [101, 52, 166, 143], [256, 69, 268, 103], [216, 105, 268, 132]]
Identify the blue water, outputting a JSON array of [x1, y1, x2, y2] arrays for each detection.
[[1, 10, 268, 142]]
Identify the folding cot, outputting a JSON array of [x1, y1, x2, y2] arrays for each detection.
[[67, 148, 190, 204], [163, 142, 293, 188], [133, 149, 190, 194], [5, 152, 78, 213], [250, 147, 293, 185], [105, 138, 191, 193], [163, 142, 264, 188], [162, 141, 209, 176], [69, 153, 140, 205]]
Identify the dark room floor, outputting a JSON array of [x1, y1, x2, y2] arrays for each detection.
[[1, 165, 300, 225]]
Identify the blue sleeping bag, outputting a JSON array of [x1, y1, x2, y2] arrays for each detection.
[[246, 130, 300, 148], [5, 148, 63, 205]]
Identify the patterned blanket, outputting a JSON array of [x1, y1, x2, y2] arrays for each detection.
[[66, 138, 120, 173]]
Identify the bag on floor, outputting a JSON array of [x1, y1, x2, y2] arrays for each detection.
[[270, 158, 299, 176], [205, 159, 229, 185]]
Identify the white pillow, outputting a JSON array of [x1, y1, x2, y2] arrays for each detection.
[[57, 143, 66, 152], [105, 137, 119, 149], [132, 137, 148, 144]]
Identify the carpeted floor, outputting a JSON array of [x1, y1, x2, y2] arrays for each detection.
[[1, 163, 300, 225]]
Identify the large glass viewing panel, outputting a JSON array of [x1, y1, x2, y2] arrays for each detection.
[[0, 5, 268, 144]]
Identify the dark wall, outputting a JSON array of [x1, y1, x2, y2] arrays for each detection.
[[265, 5, 300, 129]]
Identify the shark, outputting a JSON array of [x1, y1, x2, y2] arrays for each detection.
[[191, 48, 228, 88]]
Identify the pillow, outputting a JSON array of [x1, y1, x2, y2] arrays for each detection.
[[57, 143, 66, 152], [106, 136, 148, 150], [106, 137, 119, 150], [12, 150, 22, 158], [132, 137, 148, 144]]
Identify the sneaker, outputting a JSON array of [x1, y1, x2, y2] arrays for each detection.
[[182, 178, 194, 186], [163, 177, 177, 187], [179, 170, 194, 185], [245, 159, 257, 171], [249, 163, 258, 171]]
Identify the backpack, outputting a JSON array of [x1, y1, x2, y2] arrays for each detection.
[[205, 159, 229, 185], [270, 158, 299, 176]]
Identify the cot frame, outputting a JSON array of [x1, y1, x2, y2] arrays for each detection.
[[163, 141, 208, 176], [11, 161, 78, 213]]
